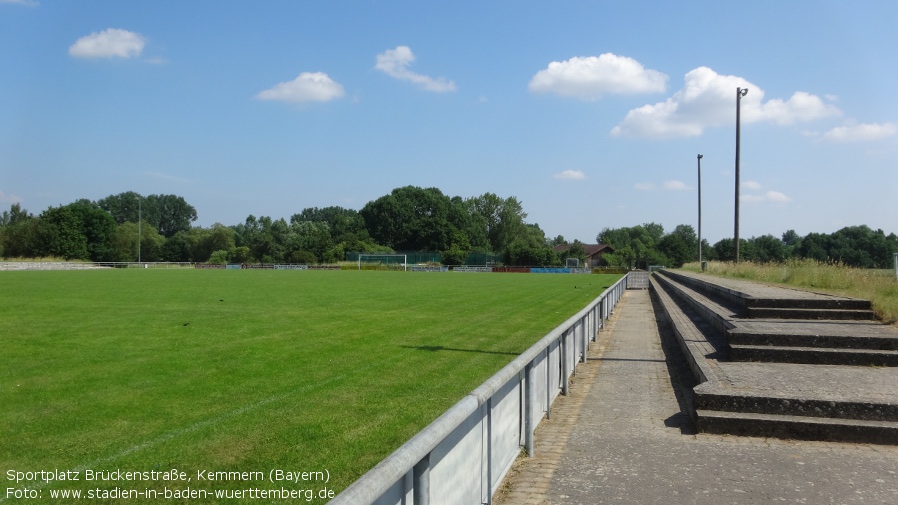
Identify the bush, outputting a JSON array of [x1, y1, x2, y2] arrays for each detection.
[[208, 250, 229, 265]]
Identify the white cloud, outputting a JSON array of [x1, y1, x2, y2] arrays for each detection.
[[69, 28, 146, 59], [743, 190, 792, 203], [636, 180, 692, 191], [765, 190, 792, 203], [255, 72, 345, 103], [663, 180, 690, 191], [742, 180, 763, 190], [821, 121, 897, 142], [529, 53, 667, 100], [375, 46, 456, 92], [554, 170, 587, 180], [611, 66, 841, 138], [1, 0, 39, 5]]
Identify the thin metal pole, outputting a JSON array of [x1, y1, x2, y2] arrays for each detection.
[[413, 454, 430, 505], [485, 398, 492, 505], [545, 347, 551, 420], [735, 87, 748, 263], [697, 154, 703, 265], [138, 196, 142, 264], [561, 332, 569, 396], [524, 362, 534, 457]]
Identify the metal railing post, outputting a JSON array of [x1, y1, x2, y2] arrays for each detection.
[[561, 332, 570, 395], [545, 347, 551, 420], [524, 362, 534, 457], [413, 454, 430, 505], [485, 398, 493, 505], [581, 316, 588, 363]]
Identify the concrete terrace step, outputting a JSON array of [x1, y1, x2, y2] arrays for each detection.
[[649, 271, 898, 444], [659, 269, 874, 317], [746, 306, 877, 321], [745, 296, 872, 311], [730, 320, 898, 350], [730, 344, 898, 366], [694, 371, 898, 422], [695, 409, 898, 445]]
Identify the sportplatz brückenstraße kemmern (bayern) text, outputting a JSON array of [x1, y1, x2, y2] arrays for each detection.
[[5, 467, 335, 501]]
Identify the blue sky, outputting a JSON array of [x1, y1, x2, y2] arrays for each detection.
[[1, 1, 896, 244]]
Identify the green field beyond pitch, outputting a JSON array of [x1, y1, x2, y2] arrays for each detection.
[[1, 270, 620, 503]]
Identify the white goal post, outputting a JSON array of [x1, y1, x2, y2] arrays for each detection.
[[357, 254, 408, 271]]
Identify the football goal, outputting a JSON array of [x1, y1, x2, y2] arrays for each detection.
[[357, 254, 408, 271]]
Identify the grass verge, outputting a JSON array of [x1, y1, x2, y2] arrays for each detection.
[[681, 259, 898, 324]]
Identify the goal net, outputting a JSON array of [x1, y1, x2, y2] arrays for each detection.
[[357, 254, 408, 271]]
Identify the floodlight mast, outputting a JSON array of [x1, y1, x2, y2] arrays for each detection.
[[138, 195, 141, 264], [734, 87, 748, 263], [697, 154, 703, 265]]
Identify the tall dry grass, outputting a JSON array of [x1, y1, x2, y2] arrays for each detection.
[[681, 259, 898, 325]]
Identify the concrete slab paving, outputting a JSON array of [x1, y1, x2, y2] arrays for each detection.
[[495, 290, 898, 505]]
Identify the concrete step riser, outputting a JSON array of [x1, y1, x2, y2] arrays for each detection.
[[696, 413, 898, 445], [730, 345, 898, 367], [729, 332, 898, 350], [658, 269, 745, 310], [652, 273, 735, 338], [747, 298, 873, 310], [746, 307, 877, 320], [695, 392, 898, 422]]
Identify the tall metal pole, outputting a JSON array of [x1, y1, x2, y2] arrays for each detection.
[[697, 154, 703, 265], [138, 196, 142, 264], [735, 87, 748, 263]]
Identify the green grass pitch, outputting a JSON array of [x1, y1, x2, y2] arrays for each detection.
[[1, 269, 621, 502]]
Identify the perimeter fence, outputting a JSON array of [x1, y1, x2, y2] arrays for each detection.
[[329, 273, 630, 505]]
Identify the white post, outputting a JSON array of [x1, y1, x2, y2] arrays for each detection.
[[894, 252, 897, 281]]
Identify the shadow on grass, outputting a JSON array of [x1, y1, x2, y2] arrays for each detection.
[[401, 345, 521, 356]]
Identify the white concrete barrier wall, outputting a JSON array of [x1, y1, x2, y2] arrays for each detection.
[[331, 273, 629, 505]]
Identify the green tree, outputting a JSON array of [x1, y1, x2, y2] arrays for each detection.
[[188, 224, 236, 263], [0, 203, 32, 227], [712, 238, 753, 262], [0, 204, 38, 258], [781, 229, 802, 258], [291, 206, 367, 242], [748, 235, 786, 263], [287, 220, 332, 263], [597, 223, 668, 269], [360, 186, 454, 251], [68, 200, 117, 261], [465, 193, 527, 255], [97, 191, 142, 225], [505, 224, 557, 266], [161, 231, 192, 262], [113, 221, 165, 262], [99, 192, 197, 238], [658, 224, 697, 267], [35, 205, 88, 259]]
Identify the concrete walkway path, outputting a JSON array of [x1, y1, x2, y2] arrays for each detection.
[[496, 289, 898, 505]]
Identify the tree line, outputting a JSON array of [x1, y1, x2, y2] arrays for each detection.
[[596, 223, 898, 269], [2, 187, 895, 268], [0, 187, 566, 266]]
